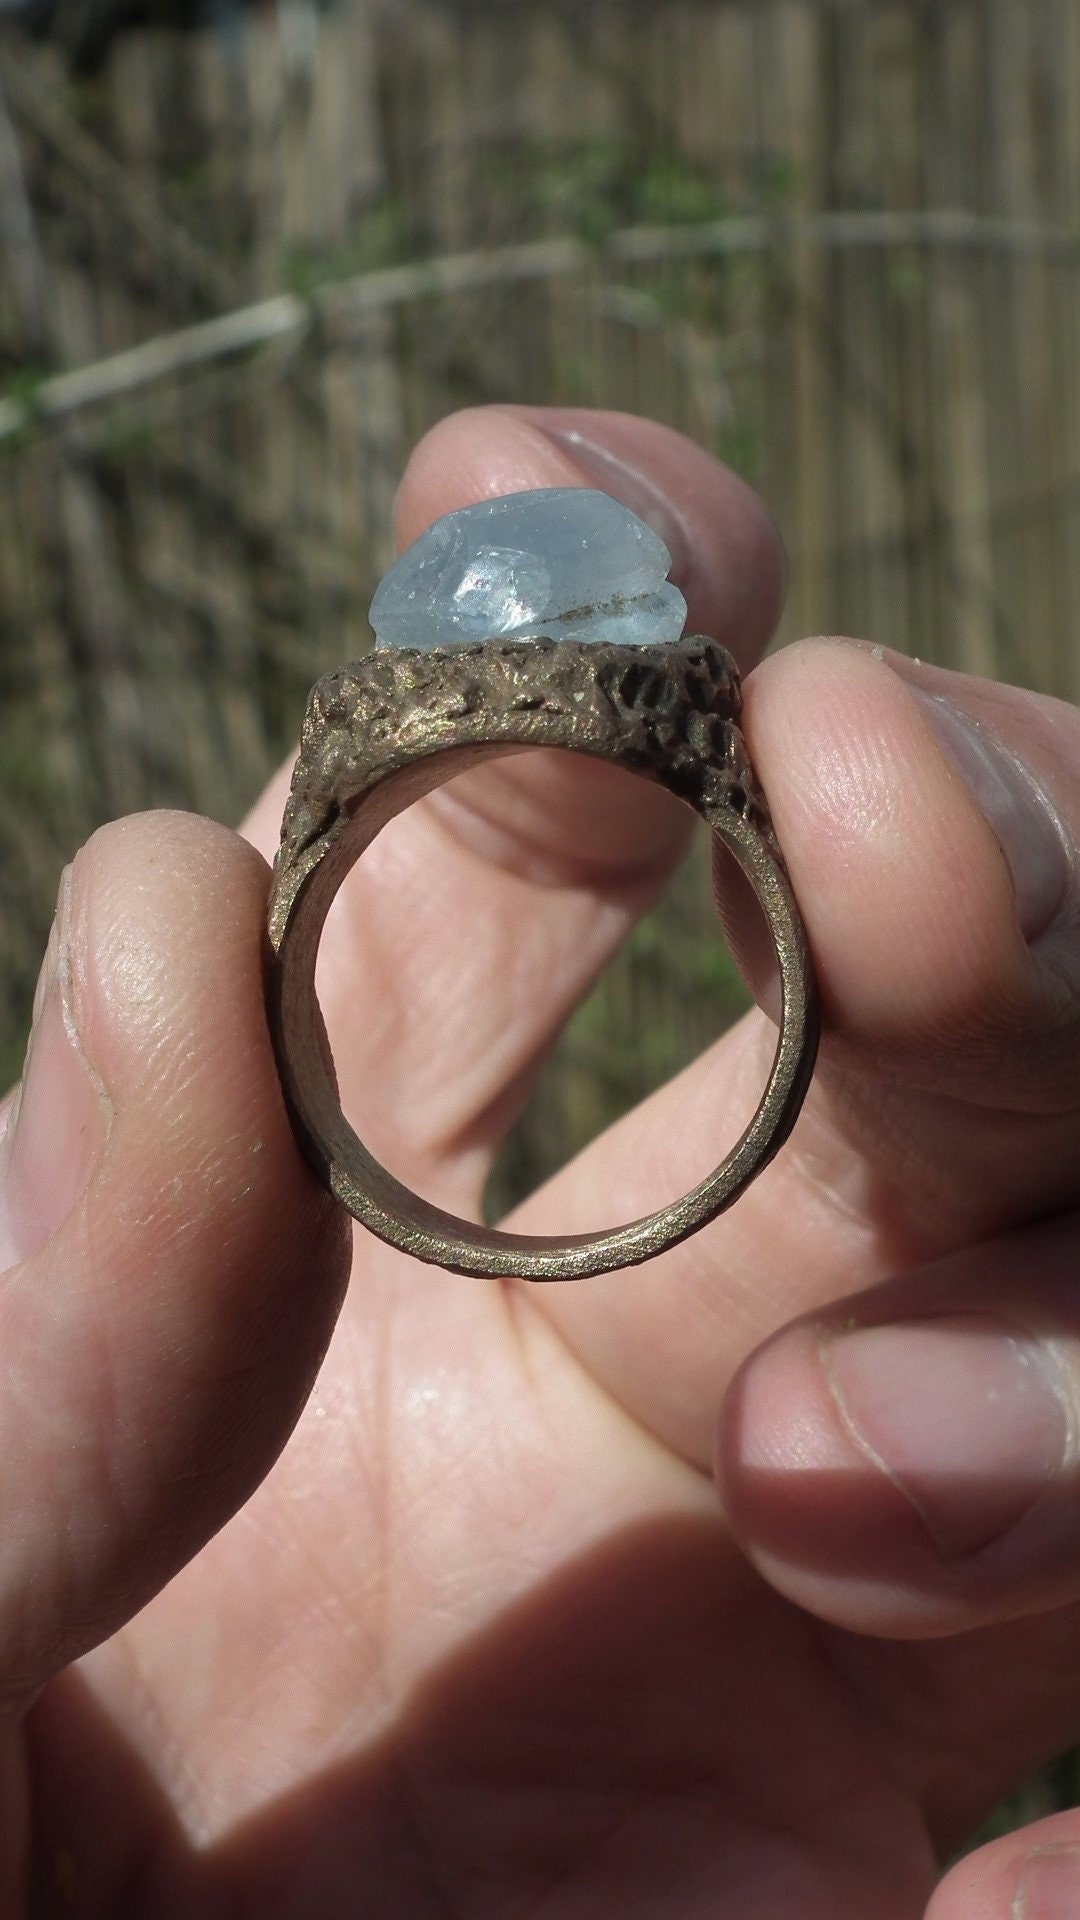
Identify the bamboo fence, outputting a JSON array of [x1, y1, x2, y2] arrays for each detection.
[[0, 0, 1078, 1126]]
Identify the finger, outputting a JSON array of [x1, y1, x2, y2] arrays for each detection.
[[727, 640, 1077, 1111], [0, 814, 349, 1707], [927, 1812, 1080, 1920], [516, 640, 1080, 1465], [244, 404, 786, 1209], [717, 1213, 1080, 1638]]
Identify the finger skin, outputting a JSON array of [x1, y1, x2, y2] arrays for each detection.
[[927, 1812, 1080, 1920], [732, 641, 1078, 1103], [717, 1215, 1080, 1638], [518, 639, 1080, 1466], [0, 813, 350, 1706]]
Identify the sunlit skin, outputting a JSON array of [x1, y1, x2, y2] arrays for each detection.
[[2, 406, 1080, 1917]]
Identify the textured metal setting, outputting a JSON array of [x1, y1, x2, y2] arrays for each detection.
[[268, 637, 820, 1281]]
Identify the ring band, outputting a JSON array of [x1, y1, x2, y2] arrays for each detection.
[[267, 635, 819, 1281]]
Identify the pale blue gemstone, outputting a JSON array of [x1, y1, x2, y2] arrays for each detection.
[[369, 487, 688, 651]]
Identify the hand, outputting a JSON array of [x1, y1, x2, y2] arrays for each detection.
[[3, 406, 1079, 1919]]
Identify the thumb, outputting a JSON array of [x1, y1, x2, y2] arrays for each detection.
[[0, 812, 349, 1709], [717, 1215, 1080, 1638]]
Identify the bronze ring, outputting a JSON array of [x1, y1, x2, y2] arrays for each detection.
[[267, 635, 819, 1281]]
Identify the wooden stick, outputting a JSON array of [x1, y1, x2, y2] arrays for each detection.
[[3, 211, 1079, 443]]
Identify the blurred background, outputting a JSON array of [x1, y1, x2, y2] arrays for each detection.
[[1, 0, 1079, 1836]]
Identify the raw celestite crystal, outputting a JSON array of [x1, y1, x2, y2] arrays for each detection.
[[369, 487, 688, 651]]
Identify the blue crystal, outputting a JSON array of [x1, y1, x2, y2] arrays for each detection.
[[369, 487, 688, 651]]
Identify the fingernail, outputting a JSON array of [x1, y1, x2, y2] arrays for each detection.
[[1015, 1846, 1080, 1919], [821, 1314, 1073, 1560], [534, 424, 695, 587], [0, 867, 111, 1268], [912, 689, 1070, 941]]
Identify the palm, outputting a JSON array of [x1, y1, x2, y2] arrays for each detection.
[[23, 1232, 933, 1917], [35, 1213, 1080, 1917]]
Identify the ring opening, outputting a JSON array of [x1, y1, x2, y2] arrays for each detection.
[[271, 741, 818, 1279]]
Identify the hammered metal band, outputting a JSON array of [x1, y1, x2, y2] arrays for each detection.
[[267, 636, 819, 1281]]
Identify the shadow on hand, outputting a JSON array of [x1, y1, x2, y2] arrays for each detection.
[[24, 1508, 934, 1918]]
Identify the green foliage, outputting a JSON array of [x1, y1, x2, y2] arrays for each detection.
[[964, 1749, 1080, 1858], [761, 154, 799, 207], [0, 365, 50, 455], [479, 139, 727, 247], [888, 251, 928, 302], [283, 199, 414, 297], [717, 418, 759, 484], [0, 364, 51, 405], [631, 154, 724, 227]]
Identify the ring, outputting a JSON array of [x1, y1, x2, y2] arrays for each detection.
[[267, 488, 819, 1281]]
